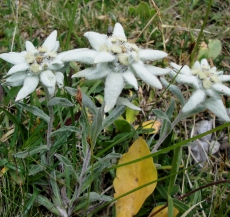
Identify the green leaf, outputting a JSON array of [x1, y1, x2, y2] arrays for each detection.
[[156, 185, 168, 199], [50, 170, 62, 206], [161, 78, 186, 106], [166, 99, 175, 119], [14, 145, 48, 158], [103, 105, 126, 128], [48, 97, 73, 107], [152, 109, 171, 129], [126, 104, 139, 124], [28, 164, 45, 176], [136, 2, 151, 19], [27, 193, 61, 216], [17, 102, 50, 123], [173, 198, 192, 217], [51, 126, 81, 137], [116, 97, 140, 111], [89, 106, 104, 147], [114, 119, 132, 133], [0, 106, 27, 142], [207, 39, 222, 59], [168, 194, 174, 217], [0, 158, 8, 167], [54, 153, 79, 182], [168, 147, 182, 194], [22, 187, 38, 216]]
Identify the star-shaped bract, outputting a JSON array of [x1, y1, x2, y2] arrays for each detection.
[[63, 23, 169, 112], [1, 30, 80, 101], [170, 59, 230, 121]]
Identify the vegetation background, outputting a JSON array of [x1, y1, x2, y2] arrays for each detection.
[[0, 0, 230, 216]]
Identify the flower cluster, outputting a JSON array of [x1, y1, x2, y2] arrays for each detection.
[[170, 59, 230, 121], [63, 23, 170, 112], [1, 23, 230, 122], [1, 30, 78, 101]]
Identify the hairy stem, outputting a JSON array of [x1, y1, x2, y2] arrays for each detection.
[[44, 88, 54, 165]]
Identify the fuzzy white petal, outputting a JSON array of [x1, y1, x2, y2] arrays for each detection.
[[84, 32, 108, 51], [7, 62, 29, 75], [145, 65, 171, 76], [116, 97, 141, 110], [104, 73, 124, 112], [170, 71, 200, 89], [15, 76, 39, 101], [212, 83, 230, 96], [86, 64, 110, 80], [55, 72, 64, 88], [170, 62, 192, 75], [53, 41, 60, 52], [122, 71, 138, 90], [40, 70, 56, 87], [192, 61, 201, 71], [42, 30, 57, 51], [182, 89, 206, 113], [219, 75, 230, 82], [200, 58, 209, 67], [112, 23, 126, 39], [25, 41, 35, 51], [94, 52, 115, 63], [0, 52, 26, 65], [6, 72, 27, 86], [205, 98, 230, 122], [57, 48, 89, 61], [62, 50, 98, 64], [49, 60, 64, 70], [139, 49, 167, 61], [47, 86, 56, 95], [72, 67, 95, 78], [132, 61, 162, 89], [205, 89, 220, 101]]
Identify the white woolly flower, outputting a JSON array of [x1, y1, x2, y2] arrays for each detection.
[[170, 59, 230, 122], [62, 23, 169, 112], [1, 30, 80, 101]]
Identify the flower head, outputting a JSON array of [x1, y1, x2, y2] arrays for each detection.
[[63, 23, 169, 112], [1, 30, 79, 101], [170, 59, 230, 121]]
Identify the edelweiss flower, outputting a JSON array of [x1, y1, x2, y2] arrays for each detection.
[[1, 30, 80, 101], [170, 59, 230, 121], [63, 23, 169, 112]]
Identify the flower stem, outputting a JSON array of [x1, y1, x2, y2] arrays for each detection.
[[44, 88, 54, 165]]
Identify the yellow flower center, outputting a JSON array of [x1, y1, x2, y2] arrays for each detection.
[[25, 46, 57, 75], [192, 63, 219, 89]]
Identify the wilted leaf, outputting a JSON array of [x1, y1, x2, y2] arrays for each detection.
[[135, 120, 161, 134], [0, 166, 9, 177], [113, 137, 158, 217], [148, 205, 179, 217]]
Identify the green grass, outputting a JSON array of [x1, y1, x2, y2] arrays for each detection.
[[1, 0, 230, 216]]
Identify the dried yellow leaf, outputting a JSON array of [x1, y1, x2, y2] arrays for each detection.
[[114, 137, 158, 217], [148, 205, 179, 217], [135, 120, 161, 134], [0, 167, 9, 177]]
